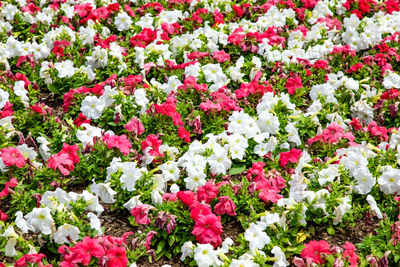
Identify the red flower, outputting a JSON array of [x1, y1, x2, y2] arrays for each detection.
[[192, 213, 223, 248], [190, 203, 212, 221], [141, 134, 163, 158], [196, 181, 219, 204], [106, 246, 128, 267], [0, 178, 18, 197], [61, 143, 80, 164], [285, 76, 303, 95], [1, 147, 26, 168], [178, 126, 191, 143], [130, 204, 153, 224], [125, 116, 145, 135], [300, 240, 331, 264], [15, 253, 46, 267], [177, 191, 197, 206], [214, 196, 237, 216], [279, 148, 302, 167], [74, 113, 91, 127]]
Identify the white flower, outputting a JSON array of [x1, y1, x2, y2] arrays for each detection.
[[180, 241, 195, 261], [123, 195, 142, 210], [54, 60, 75, 78], [351, 100, 374, 124], [76, 123, 103, 147], [15, 211, 31, 233], [0, 88, 9, 109], [120, 162, 142, 191], [194, 244, 222, 267], [208, 147, 231, 175], [285, 123, 301, 146], [202, 64, 227, 84], [230, 259, 259, 267], [378, 166, 400, 194], [160, 161, 180, 182], [2, 226, 18, 257], [383, 71, 400, 89], [257, 212, 280, 229], [99, 86, 118, 108], [87, 212, 102, 234], [81, 190, 104, 215], [221, 237, 233, 253], [115, 12, 132, 31], [271, 246, 289, 267], [353, 167, 376, 195], [318, 165, 339, 186], [25, 207, 54, 235], [54, 224, 80, 244], [257, 111, 280, 135], [244, 223, 270, 251], [90, 180, 116, 204], [333, 196, 351, 225], [184, 171, 207, 190], [80, 95, 106, 120], [366, 195, 383, 219]]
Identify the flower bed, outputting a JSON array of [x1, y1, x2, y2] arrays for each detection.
[[1, 0, 400, 266]]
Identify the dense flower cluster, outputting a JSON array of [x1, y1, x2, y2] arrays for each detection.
[[2, 0, 400, 266]]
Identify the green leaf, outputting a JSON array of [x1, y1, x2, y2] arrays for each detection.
[[327, 227, 335, 235], [229, 164, 246, 175], [156, 240, 166, 254]]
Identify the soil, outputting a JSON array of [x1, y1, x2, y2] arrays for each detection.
[[307, 214, 381, 247]]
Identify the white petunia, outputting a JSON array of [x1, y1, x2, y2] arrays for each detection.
[[244, 223, 270, 251], [87, 212, 103, 234], [90, 180, 116, 204], [54, 224, 80, 244], [353, 167, 376, 195], [378, 166, 400, 194], [25, 207, 54, 235], [0, 88, 10, 109], [257, 111, 280, 135], [80, 95, 106, 120], [366, 195, 383, 219], [54, 60, 75, 78], [194, 244, 222, 267], [115, 12, 132, 31]]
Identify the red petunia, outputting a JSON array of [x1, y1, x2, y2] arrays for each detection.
[[279, 148, 302, 167], [125, 116, 145, 136], [285, 76, 303, 95], [106, 246, 128, 267]]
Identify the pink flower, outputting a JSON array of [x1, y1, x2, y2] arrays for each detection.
[[214, 196, 236, 216], [145, 231, 158, 250], [104, 134, 132, 156], [124, 116, 145, 135], [130, 204, 153, 224], [0, 178, 18, 197], [1, 147, 26, 168], [106, 246, 128, 267], [300, 240, 331, 264], [48, 153, 74, 175], [192, 213, 223, 248], [343, 242, 359, 267], [190, 203, 212, 221], [213, 50, 230, 63], [279, 148, 302, 167], [285, 76, 303, 95]]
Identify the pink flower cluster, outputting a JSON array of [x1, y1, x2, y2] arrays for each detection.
[[47, 144, 80, 175]]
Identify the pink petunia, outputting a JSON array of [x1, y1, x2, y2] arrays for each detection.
[[279, 148, 302, 167], [214, 196, 236, 216], [104, 134, 132, 156], [124, 116, 145, 135], [192, 213, 223, 248], [285, 76, 303, 95], [1, 147, 26, 168], [130, 204, 153, 225]]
